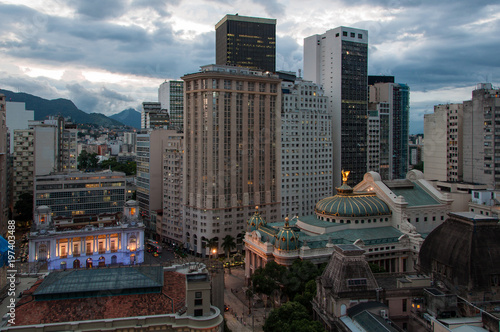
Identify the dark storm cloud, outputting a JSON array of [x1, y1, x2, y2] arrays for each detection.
[[353, 0, 500, 93], [66, 83, 100, 112], [252, 0, 285, 17], [69, 0, 130, 20], [131, 0, 180, 16], [0, 72, 65, 100], [66, 83, 145, 114], [0, 2, 212, 81], [100, 87, 134, 102]]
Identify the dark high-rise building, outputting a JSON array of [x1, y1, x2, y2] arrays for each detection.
[[215, 14, 276, 73], [304, 27, 368, 187]]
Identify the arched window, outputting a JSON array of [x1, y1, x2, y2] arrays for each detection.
[[73, 259, 80, 269], [98, 256, 105, 267]]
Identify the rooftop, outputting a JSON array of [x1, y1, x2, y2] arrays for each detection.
[[390, 182, 441, 206], [15, 267, 187, 326], [215, 14, 276, 29], [33, 266, 164, 300]]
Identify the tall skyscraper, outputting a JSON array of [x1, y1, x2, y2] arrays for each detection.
[[280, 78, 333, 219], [368, 80, 410, 180], [159, 80, 184, 132], [136, 129, 177, 238], [463, 83, 500, 188], [215, 14, 276, 72], [182, 64, 281, 255], [304, 27, 368, 187], [160, 133, 184, 245], [424, 104, 463, 182]]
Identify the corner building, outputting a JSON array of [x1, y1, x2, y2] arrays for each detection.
[[182, 64, 281, 255]]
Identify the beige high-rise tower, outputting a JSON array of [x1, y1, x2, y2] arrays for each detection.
[[182, 64, 281, 255]]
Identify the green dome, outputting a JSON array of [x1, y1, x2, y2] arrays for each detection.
[[315, 193, 391, 217], [274, 218, 299, 251], [247, 207, 266, 231]]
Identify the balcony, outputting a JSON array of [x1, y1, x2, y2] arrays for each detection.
[[86, 251, 93, 256], [98, 250, 106, 254], [73, 253, 80, 257], [111, 248, 118, 253]]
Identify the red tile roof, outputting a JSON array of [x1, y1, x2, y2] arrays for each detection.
[[15, 271, 186, 326]]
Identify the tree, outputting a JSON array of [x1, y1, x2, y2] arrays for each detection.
[[221, 235, 236, 274], [263, 301, 324, 332], [88, 152, 99, 168], [101, 157, 137, 175], [78, 150, 99, 169], [282, 260, 321, 300], [77, 150, 89, 169], [221, 235, 236, 258], [14, 193, 33, 222]]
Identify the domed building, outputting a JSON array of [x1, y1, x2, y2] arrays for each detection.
[[419, 212, 500, 304], [244, 170, 452, 282]]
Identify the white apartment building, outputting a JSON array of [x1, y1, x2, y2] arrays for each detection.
[[367, 108, 381, 174], [424, 104, 463, 182], [159, 133, 184, 245], [463, 83, 500, 188], [12, 130, 34, 203], [5, 101, 34, 150], [281, 79, 333, 219], [136, 129, 179, 238]]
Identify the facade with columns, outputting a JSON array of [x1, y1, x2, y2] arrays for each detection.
[[244, 170, 452, 282], [29, 200, 145, 270]]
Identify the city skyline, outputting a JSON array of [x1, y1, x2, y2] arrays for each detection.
[[0, 0, 499, 134]]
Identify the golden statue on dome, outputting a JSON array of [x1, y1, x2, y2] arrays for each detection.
[[341, 170, 350, 184]]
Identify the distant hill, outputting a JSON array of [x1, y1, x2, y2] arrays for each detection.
[[0, 89, 125, 127], [110, 108, 141, 129]]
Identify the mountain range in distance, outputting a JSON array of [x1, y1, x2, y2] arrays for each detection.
[[1, 89, 142, 129]]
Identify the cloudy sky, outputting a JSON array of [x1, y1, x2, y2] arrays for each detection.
[[1, 0, 499, 133]]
